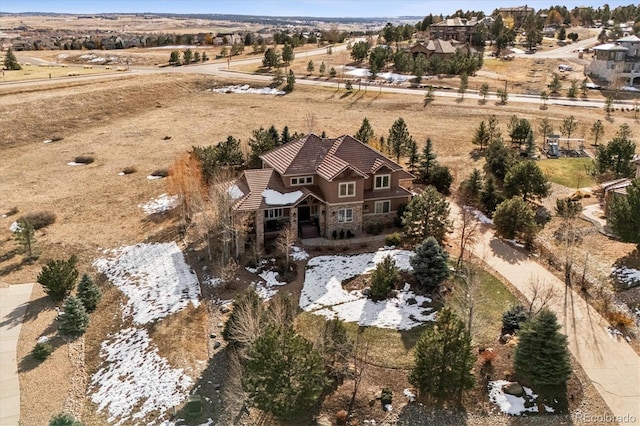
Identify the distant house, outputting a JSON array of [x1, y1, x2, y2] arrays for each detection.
[[587, 35, 640, 86], [230, 134, 414, 249], [429, 17, 481, 43], [409, 38, 456, 59], [497, 5, 535, 29], [602, 155, 640, 216]]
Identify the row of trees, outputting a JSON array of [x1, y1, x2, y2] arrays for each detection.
[[168, 49, 209, 66]]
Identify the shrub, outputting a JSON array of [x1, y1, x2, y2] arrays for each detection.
[[121, 166, 137, 175], [49, 413, 82, 426], [59, 295, 89, 336], [502, 304, 528, 334], [150, 168, 169, 178], [37, 256, 78, 302], [370, 255, 400, 301], [73, 155, 94, 164], [385, 232, 402, 247], [381, 387, 393, 405], [336, 409, 348, 424], [366, 223, 384, 235], [410, 237, 449, 292], [19, 211, 56, 230], [32, 341, 53, 361], [607, 310, 635, 329], [77, 274, 101, 313]]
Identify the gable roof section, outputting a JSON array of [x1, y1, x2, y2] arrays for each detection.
[[260, 133, 411, 182], [234, 169, 282, 211], [618, 35, 640, 43]]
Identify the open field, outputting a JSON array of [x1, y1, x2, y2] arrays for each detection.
[[1, 71, 638, 424], [0, 63, 110, 82], [538, 158, 596, 188]]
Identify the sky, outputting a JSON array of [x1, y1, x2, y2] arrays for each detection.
[[0, 0, 635, 18]]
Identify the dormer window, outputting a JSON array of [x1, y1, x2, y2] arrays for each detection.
[[291, 176, 314, 186], [374, 174, 390, 189]]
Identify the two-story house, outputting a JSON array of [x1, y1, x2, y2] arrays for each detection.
[[230, 134, 414, 249], [429, 17, 481, 43], [587, 35, 640, 86]]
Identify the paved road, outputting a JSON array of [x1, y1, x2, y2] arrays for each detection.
[[0, 284, 34, 426], [463, 211, 640, 423]]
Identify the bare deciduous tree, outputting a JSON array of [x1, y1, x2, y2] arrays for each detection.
[[525, 276, 558, 317], [304, 111, 317, 134], [456, 196, 481, 268], [276, 224, 297, 280]]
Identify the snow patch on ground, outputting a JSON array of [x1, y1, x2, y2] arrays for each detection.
[[93, 242, 200, 324], [90, 328, 193, 425], [488, 380, 554, 415], [262, 189, 303, 205], [67, 161, 86, 166], [147, 175, 165, 180], [403, 388, 416, 402], [138, 193, 179, 215], [343, 66, 413, 82], [211, 84, 285, 95], [612, 266, 640, 288], [9, 221, 19, 232], [291, 245, 309, 261], [300, 249, 436, 330], [464, 205, 493, 225]]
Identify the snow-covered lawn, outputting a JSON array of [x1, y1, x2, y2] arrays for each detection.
[[91, 243, 202, 424], [90, 328, 193, 426], [488, 380, 554, 415], [94, 242, 200, 325], [299, 249, 436, 330], [612, 266, 640, 288]]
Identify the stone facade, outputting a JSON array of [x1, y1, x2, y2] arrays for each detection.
[[325, 203, 363, 238], [362, 212, 397, 229]]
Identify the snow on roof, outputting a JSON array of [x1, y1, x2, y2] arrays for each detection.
[[592, 43, 628, 51], [300, 249, 436, 330], [89, 327, 193, 425], [228, 184, 244, 200], [617, 35, 640, 42], [262, 189, 303, 206], [93, 242, 201, 325]]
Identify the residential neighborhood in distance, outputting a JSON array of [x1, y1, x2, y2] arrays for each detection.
[[1, 2, 639, 425]]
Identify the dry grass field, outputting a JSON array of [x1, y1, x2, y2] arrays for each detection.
[[1, 69, 638, 423]]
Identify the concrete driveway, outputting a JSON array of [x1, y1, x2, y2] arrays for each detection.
[[0, 284, 33, 426]]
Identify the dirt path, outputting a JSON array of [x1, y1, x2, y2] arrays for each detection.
[[468, 218, 640, 423]]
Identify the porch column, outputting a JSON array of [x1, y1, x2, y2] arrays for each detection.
[[255, 211, 264, 250]]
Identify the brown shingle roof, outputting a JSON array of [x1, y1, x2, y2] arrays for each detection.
[[260, 133, 408, 182]]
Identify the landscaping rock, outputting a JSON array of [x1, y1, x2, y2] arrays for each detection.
[[503, 382, 524, 397], [500, 333, 512, 343], [209, 333, 216, 339], [220, 305, 230, 314], [406, 297, 417, 305], [362, 287, 371, 296], [213, 341, 221, 349]]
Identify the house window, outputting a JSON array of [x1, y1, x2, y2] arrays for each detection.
[[338, 208, 353, 223], [374, 174, 390, 189], [291, 176, 314, 186], [374, 200, 391, 214], [264, 208, 283, 219], [339, 182, 356, 197]]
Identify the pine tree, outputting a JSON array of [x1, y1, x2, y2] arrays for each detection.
[[485, 138, 515, 181], [493, 197, 538, 246], [319, 61, 326, 76], [418, 138, 437, 180], [37, 256, 79, 302], [242, 326, 325, 419], [410, 237, 449, 292], [285, 69, 295, 92], [480, 175, 503, 216], [77, 274, 101, 313], [169, 50, 181, 66], [407, 138, 419, 174], [49, 413, 82, 426], [387, 117, 412, 162], [460, 169, 483, 205], [608, 179, 640, 250], [401, 186, 451, 245], [504, 161, 551, 202], [354, 117, 374, 144], [13, 218, 37, 259], [369, 255, 400, 301], [3, 48, 22, 70], [472, 121, 490, 151], [306, 60, 314, 74], [281, 126, 292, 144], [515, 310, 571, 399], [409, 308, 475, 403], [59, 296, 89, 336]]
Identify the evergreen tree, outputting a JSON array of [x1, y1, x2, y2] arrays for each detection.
[[285, 69, 295, 92], [504, 161, 551, 202], [515, 310, 571, 395], [4, 48, 22, 70], [429, 164, 453, 195], [402, 186, 451, 245], [458, 73, 468, 99], [49, 413, 83, 426], [487, 114, 501, 141], [169, 50, 181, 66], [559, 115, 578, 140], [460, 169, 483, 205], [182, 48, 193, 65], [329, 67, 337, 78], [77, 274, 101, 313], [472, 121, 490, 151], [354, 117, 374, 144], [479, 83, 489, 102], [59, 296, 89, 336], [13, 218, 37, 259], [493, 197, 538, 246], [242, 326, 325, 419], [201, 52, 209, 62], [410, 237, 449, 292], [281, 126, 292, 144], [418, 138, 437, 179], [406, 138, 419, 174], [281, 44, 294, 65], [502, 304, 529, 334], [248, 127, 279, 168], [262, 47, 280, 69], [480, 176, 503, 216], [593, 133, 637, 178], [37, 256, 79, 302], [319, 61, 326, 76], [608, 179, 640, 250], [525, 131, 536, 157], [409, 308, 475, 403], [369, 255, 401, 301], [306, 60, 314, 74], [485, 138, 515, 181], [387, 117, 412, 163]]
